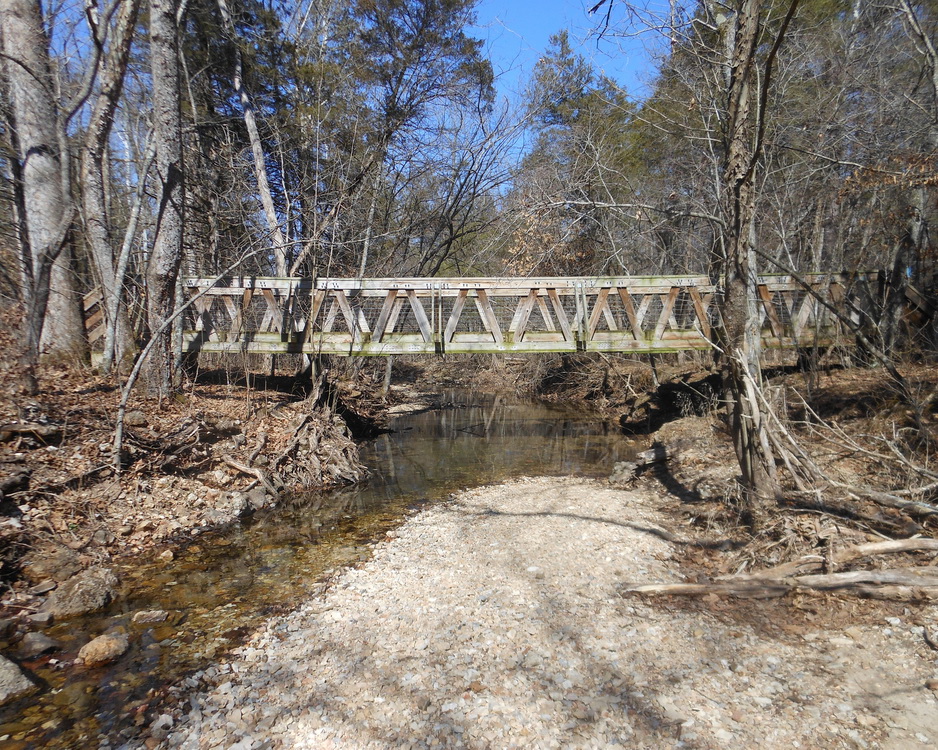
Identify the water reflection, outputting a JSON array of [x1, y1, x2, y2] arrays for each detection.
[[0, 392, 635, 748], [366, 391, 630, 497]]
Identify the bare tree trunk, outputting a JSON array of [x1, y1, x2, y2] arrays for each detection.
[[719, 0, 779, 531], [40, 250, 85, 359], [144, 0, 185, 397], [1, 0, 75, 391], [216, 0, 289, 275], [889, 0, 938, 358], [80, 0, 141, 373], [359, 169, 381, 277]]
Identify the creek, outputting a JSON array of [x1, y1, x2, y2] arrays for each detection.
[[0, 391, 637, 748]]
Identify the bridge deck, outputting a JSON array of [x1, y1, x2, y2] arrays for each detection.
[[181, 273, 881, 357]]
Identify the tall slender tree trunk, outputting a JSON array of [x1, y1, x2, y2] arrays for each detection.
[[81, 0, 141, 373], [1, 0, 76, 391], [890, 0, 938, 358], [144, 0, 185, 397], [719, 0, 779, 531], [217, 0, 289, 275]]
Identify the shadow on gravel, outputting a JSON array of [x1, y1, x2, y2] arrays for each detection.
[[457, 503, 742, 550]]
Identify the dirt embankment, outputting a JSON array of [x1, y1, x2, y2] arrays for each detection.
[[0, 365, 373, 615]]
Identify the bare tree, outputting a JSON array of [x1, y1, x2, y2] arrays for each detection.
[[216, 0, 290, 275], [1, 0, 76, 392], [144, 0, 186, 396], [80, 0, 142, 374], [587, 0, 801, 529]]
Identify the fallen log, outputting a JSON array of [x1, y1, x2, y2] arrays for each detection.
[[792, 567, 938, 589], [622, 581, 791, 598], [623, 565, 938, 601], [731, 538, 938, 580], [852, 585, 938, 602], [0, 422, 60, 443]]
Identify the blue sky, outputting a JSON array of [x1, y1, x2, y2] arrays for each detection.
[[471, 0, 657, 104]]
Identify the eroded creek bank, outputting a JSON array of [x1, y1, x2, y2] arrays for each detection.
[[0, 392, 638, 748]]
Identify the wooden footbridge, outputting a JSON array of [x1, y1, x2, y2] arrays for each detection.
[[180, 272, 895, 357]]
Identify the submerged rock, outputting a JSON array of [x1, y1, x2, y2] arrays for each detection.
[[78, 632, 128, 666], [40, 567, 119, 617], [132, 610, 169, 625], [26, 612, 53, 627], [0, 654, 38, 706], [19, 632, 57, 658]]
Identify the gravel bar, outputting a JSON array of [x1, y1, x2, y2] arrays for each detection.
[[150, 477, 938, 749]]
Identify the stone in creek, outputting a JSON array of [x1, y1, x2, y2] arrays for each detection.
[[26, 612, 53, 627], [20, 545, 82, 583], [50, 681, 96, 712], [132, 610, 169, 625], [19, 632, 57, 658], [150, 713, 174, 740], [247, 487, 269, 510], [152, 625, 176, 642], [0, 618, 15, 639], [40, 567, 119, 618], [28, 579, 56, 596], [78, 632, 129, 666], [0, 655, 38, 706]]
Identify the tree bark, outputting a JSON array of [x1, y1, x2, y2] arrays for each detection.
[[718, 0, 779, 531], [80, 0, 141, 373], [1, 0, 76, 389], [216, 0, 289, 276], [144, 0, 185, 397]]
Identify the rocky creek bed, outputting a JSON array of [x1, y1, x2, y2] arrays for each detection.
[[145, 476, 938, 750]]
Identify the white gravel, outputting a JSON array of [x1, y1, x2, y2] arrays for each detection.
[[153, 477, 938, 749]]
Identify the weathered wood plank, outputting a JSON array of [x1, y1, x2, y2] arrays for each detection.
[[618, 288, 642, 341], [407, 289, 433, 343], [587, 287, 611, 338], [653, 287, 679, 343], [372, 290, 398, 343], [323, 298, 339, 333], [547, 288, 573, 342], [757, 284, 784, 339], [509, 290, 538, 342], [444, 289, 468, 343], [688, 287, 711, 340], [793, 289, 817, 338], [385, 296, 406, 337], [536, 294, 556, 332], [475, 289, 504, 344]]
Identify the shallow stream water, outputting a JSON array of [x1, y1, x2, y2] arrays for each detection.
[[0, 392, 637, 748]]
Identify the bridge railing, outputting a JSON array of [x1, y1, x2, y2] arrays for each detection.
[[181, 273, 884, 357]]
